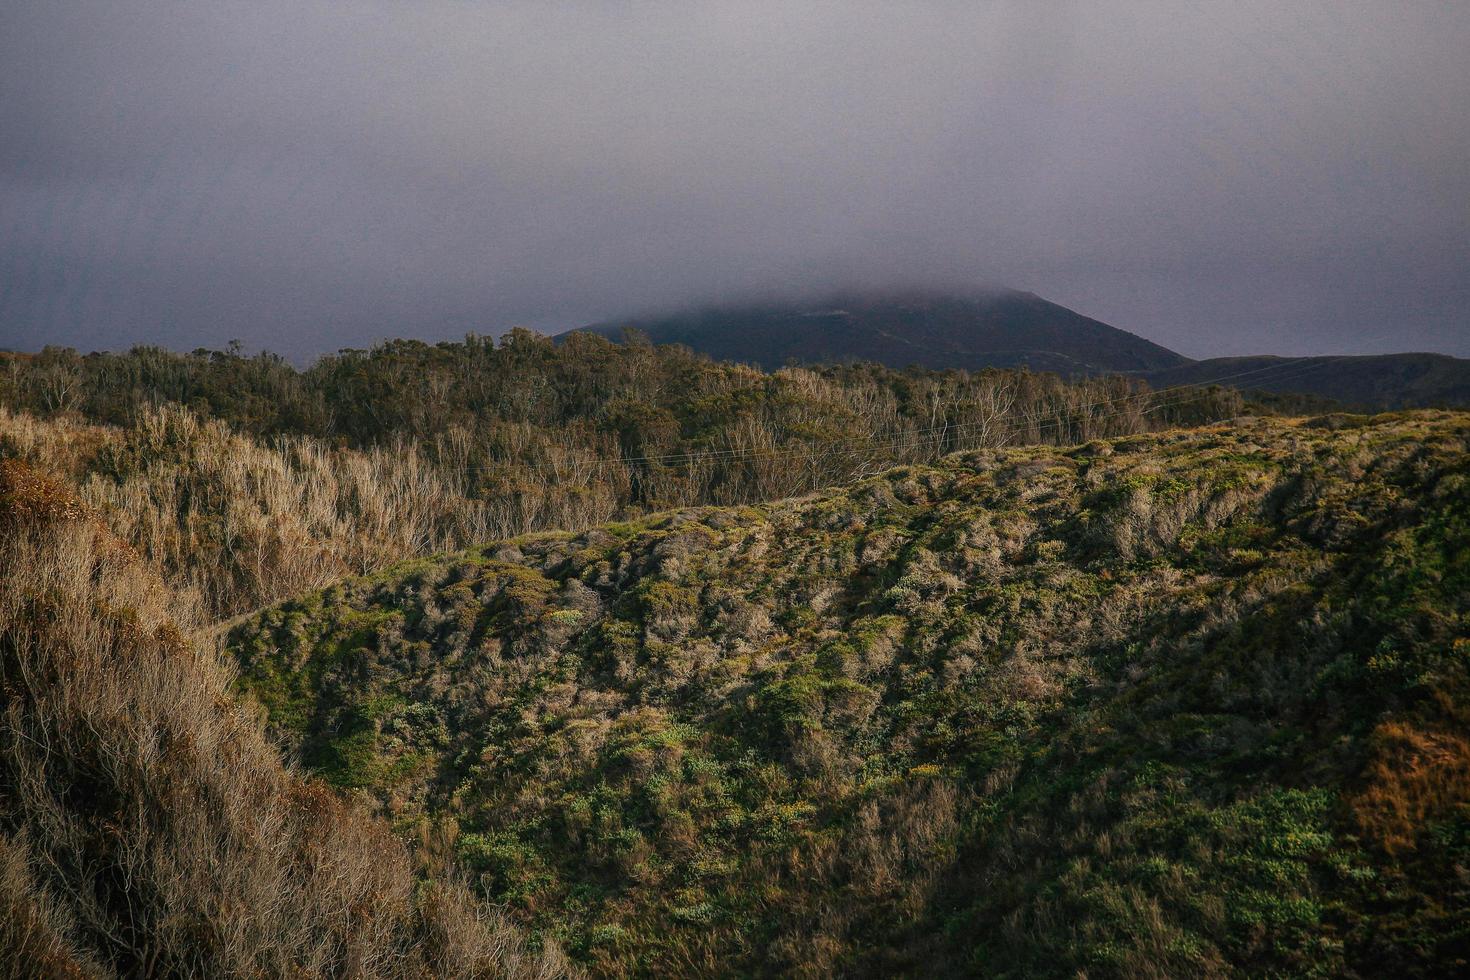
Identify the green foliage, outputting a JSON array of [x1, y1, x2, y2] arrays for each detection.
[[3, 333, 1247, 519], [228, 412, 1470, 976]]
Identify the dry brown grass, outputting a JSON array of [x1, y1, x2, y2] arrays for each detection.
[[1351, 679, 1470, 854], [0, 461, 573, 978], [0, 832, 100, 979]]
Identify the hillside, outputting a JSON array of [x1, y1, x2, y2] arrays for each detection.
[[0, 341, 1244, 615], [578, 290, 1190, 375], [229, 411, 1470, 976], [1144, 353, 1470, 410], [0, 460, 568, 977]]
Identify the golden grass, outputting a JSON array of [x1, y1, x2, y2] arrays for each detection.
[[1351, 683, 1470, 854], [0, 460, 574, 977]]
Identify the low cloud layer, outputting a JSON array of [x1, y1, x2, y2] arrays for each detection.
[[2, 1, 1467, 359]]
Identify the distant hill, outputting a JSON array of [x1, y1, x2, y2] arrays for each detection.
[[1143, 352, 1470, 409], [578, 290, 1189, 374], [574, 291, 1470, 408]]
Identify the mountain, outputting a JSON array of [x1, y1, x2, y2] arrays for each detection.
[[1143, 352, 1470, 410], [228, 411, 1470, 976], [578, 290, 1190, 374], [575, 291, 1470, 409]]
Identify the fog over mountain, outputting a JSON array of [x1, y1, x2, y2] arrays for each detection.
[[581, 289, 1190, 374], [2, 1, 1467, 359]]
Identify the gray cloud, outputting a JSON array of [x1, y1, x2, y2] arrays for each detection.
[[2, 0, 1467, 359]]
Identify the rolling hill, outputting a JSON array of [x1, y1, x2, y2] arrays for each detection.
[[228, 411, 1470, 976]]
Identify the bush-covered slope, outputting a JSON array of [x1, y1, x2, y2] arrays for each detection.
[[1, 344, 1244, 619], [229, 412, 1470, 976], [0, 460, 570, 978]]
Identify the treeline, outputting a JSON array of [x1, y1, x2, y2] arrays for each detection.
[[3, 332, 1243, 515]]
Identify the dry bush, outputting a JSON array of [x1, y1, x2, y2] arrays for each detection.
[[0, 832, 99, 979], [0, 461, 571, 978], [0, 406, 621, 620]]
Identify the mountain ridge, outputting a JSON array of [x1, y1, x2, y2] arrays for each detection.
[[1142, 352, 1470, 409], [572, 290, 1470, 408], [578, 289, 1190, 375]]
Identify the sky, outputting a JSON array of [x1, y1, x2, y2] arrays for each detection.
[[2, 1, 1467, 361]]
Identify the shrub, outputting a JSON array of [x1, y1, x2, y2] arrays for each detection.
[[0, 462, 570, 978]]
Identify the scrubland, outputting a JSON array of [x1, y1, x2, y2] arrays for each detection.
[[225, 412, 1470, 976], [1, 406, 505, 618], [1, 335, 1240, 621], [0, 459, 572, 977], [2, 336, 1465, 977], [3, 337, 1243, 598]]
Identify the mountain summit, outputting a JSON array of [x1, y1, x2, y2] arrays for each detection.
[[578, 290, 1189, 374]]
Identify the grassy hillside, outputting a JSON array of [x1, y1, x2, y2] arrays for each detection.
[[0, 460, 571, 977], [228, 411, 1470, 976]]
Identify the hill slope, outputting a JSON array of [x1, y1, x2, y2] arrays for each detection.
[[230, 412, 1470, 976], [1144, 353, 1470, 410], [0, 460, 566, 978], [578, 290, 1190, 374]]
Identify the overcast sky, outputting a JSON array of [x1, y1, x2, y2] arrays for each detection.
[[2, 1, 1467, 360]]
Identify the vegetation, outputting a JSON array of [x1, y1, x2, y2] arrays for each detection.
[[2, 334, 1242, 513], [1, 334, 1242, 621], [0, 460, 572, 977], [0, 405, 509, 618], [227, 411, 1470, 976], [5, 331, 1464, 976]]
